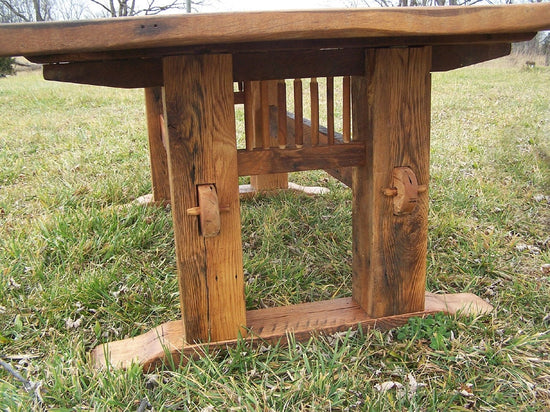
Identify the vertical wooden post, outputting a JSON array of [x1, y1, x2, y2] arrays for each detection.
[[260, 81, 271, 149], [277, 80, 287, 149], [310, 78, 319, 146], [326, 76, 335, 145], [162, 54, 246, 343], [342, 76, 351, 143], [294, 79, 304, 148], [250, 80, 288, 191], [352, 47, 432, 318], [244, 80, 257, 152], [145, 87, 171, 203]]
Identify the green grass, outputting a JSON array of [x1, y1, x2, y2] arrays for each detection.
[[1, 65, 549, 410]]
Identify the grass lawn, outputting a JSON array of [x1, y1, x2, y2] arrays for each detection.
[[0, 61, 549, 410]]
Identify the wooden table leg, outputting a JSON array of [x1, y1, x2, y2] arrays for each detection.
[[161, 54, 246, 343], [352, 47, 432, 317], [143, 86, 170, 204]]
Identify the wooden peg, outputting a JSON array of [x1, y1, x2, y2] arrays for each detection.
[[186, 184, 230, 237], [382, 167, 427, 216]]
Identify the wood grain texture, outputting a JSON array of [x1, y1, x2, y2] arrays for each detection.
[[243, 80, 259, 151], [342, 76, 351, 143], [431, 43, 511, 72], [43, 59, 162, 88], [250, 81, 289, 191], [280, 109, 353, 187], [162, 54, 245, 343], [260, 81, 271, 149], [28, 32, 535, 65], [1, 4, 548, 58], [233, 49, 364, 82], [352, 47, 432, 318], [238, 143, 365, 176], [197, 184, 221, 238], [293, 79, 304, 148], [90, 292, 490, 371], [425, 292, 493, 315], [40, 44, 514, 90], [277, 80, 287, 149], [310, 78, 320, 146], [326, 77, 335, 145], [145, 87, 170, 203]]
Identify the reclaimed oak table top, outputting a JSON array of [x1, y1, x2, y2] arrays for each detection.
[[1, 5, 549, 371], [1, 4, 549, 59]]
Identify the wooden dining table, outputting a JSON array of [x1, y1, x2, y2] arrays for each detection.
[[1, 3, 549, 371]]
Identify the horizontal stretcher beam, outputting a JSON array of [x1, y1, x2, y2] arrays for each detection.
[[42, 43, 514, 88]]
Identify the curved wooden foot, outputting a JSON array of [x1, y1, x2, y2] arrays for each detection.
[[90, 292, 492, 371]]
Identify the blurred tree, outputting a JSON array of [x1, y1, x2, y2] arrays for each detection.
[[343, 0, 548, 7], [89, 0, 204, 17], [0, 56, 14, 76], [0, 0, 204, 22]]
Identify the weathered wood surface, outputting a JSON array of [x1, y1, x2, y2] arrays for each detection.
[[43, 59, 162, 88], [162, 54, 245, 343], [249, 80, 289, 191], [431, 43, 512, 72], [280, 110, 353, 187], [238, 143, 365, 177], [233, 49, 364, 82], [310, 78, 320, 146], [243, 80, 258, 152], [326, 77, 335, 145], [144, 87, 170, 203], [40, 42, 520, 89], [90, 292, 492, 371], [277, 80, 287, 149], [196, 184, 222, 238], [1, 4, 548, 58], [28, 32, 535, 65], [293, 79, 304, 148], [352, 47, 432, 318], [342, 76, 351, 143]]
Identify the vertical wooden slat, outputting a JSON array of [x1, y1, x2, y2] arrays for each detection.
[[162, 54, 246, 342], [294, 78, 303, 148], [244, 80, 258, 151], [326, 76, 335, 145], [260, 81, 270, 149], [352, 47, 432, 318], [277, 80, 287, 149], [145, 87, 171, 203], [343, 76, 351, 143], [310, 77, 319, 146], [250, 80, 289, 191]]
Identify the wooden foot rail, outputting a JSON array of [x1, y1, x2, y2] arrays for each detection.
[[91, 292, 493, 371]]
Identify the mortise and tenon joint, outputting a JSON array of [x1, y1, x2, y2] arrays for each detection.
[[186, 184, 230, 237], [383, 166, 428, 216]]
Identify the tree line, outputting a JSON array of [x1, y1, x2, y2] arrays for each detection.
[[0, 0, 202, 22]]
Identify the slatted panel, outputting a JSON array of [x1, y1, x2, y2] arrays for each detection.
[[238, 76, 357, 176]]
